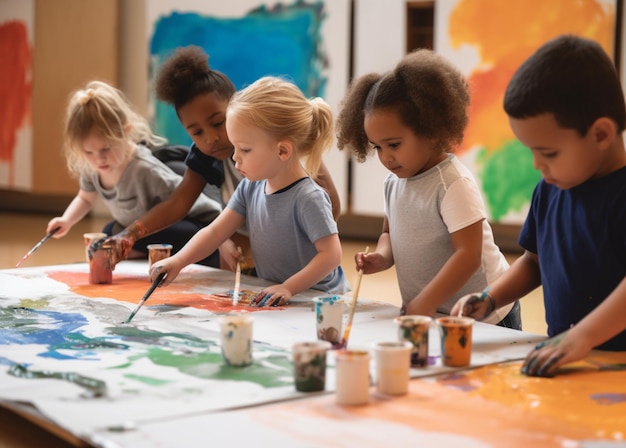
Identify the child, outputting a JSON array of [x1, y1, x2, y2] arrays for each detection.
[[47, 81, 222, 266], [451, 35, 626, 376], [336, 49, 520, 328], [97, 46, 341, 272], [150, 76, 349, 306]]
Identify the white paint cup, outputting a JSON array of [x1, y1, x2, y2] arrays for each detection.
[[219, 313, 253, 367], [83, 232, 107, 263], [292, 340, 332, 392], [147, 243, 173, 267], [313, 295, 344, 347], [334, 350, 370, 405], [372, 341, 413, 395]]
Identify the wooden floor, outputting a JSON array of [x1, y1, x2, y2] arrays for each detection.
[[0, 211, 547, 335]]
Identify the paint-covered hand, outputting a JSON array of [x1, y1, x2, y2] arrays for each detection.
[[451, 293, 494, 320], [521, 330, 593, 377], [104, 220, 148, 267], [354, 251, 389, 275], [149, 257, 181, 287], [251, 285, 292, 307]]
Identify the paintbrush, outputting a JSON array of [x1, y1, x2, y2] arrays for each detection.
[[15, 226, 61, 267], [338, 246, 369, 349], [124, 272, 166, 323], [232, 247, 242, 306]]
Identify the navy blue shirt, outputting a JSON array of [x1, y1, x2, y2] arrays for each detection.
[[185, 144, 225, 187], [519, 167, 626, 350]]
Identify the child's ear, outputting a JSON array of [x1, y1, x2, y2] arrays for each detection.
[[590, 117, 617, 150], [277, 141, 294, 160]]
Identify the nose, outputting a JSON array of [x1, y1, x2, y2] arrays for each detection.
[[204, 131, 219, 148]]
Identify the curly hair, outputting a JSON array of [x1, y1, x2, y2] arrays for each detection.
[[155, 45, 235, 109], [227, 76, 334, 178], [337, 49, 469, 162]]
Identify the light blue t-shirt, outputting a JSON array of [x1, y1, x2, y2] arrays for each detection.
[[228, 177, 349, 294]]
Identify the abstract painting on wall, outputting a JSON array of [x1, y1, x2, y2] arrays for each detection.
[[0, 0, 33, 191], [435, 0, 618, 223]]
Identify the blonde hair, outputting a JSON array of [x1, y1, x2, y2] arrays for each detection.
[[64, 81, 166, 177], [226, 76, 334, 178]]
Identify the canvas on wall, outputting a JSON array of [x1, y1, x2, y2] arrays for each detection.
[[0, 0, 33, 191], [145, 0, 351, 210], [435, 0, 618, 224]]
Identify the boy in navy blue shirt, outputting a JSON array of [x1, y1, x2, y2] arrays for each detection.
[[452, 34, 626, 377]]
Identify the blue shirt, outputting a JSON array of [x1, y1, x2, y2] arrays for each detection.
[[519, 167, 626, 350]]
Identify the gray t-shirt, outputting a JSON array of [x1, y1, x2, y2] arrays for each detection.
[[384, 154, 511, 321], [80, 145, 222, 227], [228, 177, 349, 294]]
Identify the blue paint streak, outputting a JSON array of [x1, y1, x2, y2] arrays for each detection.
[[149, 1, 327, 146]]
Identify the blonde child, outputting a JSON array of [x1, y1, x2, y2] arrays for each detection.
[[336, 49, 520, 328], [96, 46, 341, 272], [47, 81, 222, 266], [150, 76, 349, 305], [452, 35, 626, 376]]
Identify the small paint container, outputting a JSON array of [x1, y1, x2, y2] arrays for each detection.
[[292, 340, 332, 392], [313, 295, 344, 347], [147, 243, 173, 267], [219, 313, 254, 367], [395, 315, 432, 367], [437, 316, 474, 367], [88, 243, 113, 284], [372, 341, 412, 395], [334, 350, 371, 405], [83, 232, 107, 263]]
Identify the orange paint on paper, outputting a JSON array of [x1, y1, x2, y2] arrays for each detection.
[[46, 270, 282, 312], [0, 20, 32, 184]]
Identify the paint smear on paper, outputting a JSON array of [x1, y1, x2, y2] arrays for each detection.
[[149, 1, 327, 147], [448, 0, 615, 221], [0, 20, 32, 187]]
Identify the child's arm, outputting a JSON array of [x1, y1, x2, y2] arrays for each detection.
[[149, 208, 243, 286], [522, 276, 626, 377], [47, 190, 98, 238], [451, 250, 542, 318], [314, 161, 341, 221], [262, 233, 342, 306], [405, 220, 484, 316], [355, 218, 394, 274]]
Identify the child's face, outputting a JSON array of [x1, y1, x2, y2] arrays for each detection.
[[226, 114, 282, 181], [509, 113, 605, 190], [81, 133, 127, 174], [178, 92, 234, 161], [364, 109, 443, 178]]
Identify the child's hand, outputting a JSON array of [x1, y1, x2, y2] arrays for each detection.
[[101, 234, 134, 267], [251, 285, 292, 307], [149, 257, 181, 287], [354, 251, 387, 274], [451, 292, 495, 320], [219, 238, 240, 272], [521, 330, 593, 377], [47, 218, 70, 238]]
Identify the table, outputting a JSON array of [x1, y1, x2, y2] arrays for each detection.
[[1, 262, 623, 447]]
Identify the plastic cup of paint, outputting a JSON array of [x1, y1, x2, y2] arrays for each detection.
[[88, 243, 113, 284], [372, 341, 413, 395], [83, 232, 108, 263], [394, 315, 432, 367], [147, 243, 173, 267], [313, 295, 344, 348], [219, 313, 254, 367], [437, 316, 474, 367], [292, 340, 332, 392], [334, 350, 371, 405]]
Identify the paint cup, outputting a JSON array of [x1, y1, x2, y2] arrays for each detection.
[[437, 316, 475, 367], [372, 341, 412, 395], [395, 315, 432, 367], [334, 350, 370, 405], [147, 243, 173, 267], [313, 295, 344, 347], [219, 313, 254, 367], [83, 232, 107, 263], [292, 340, 332, 392], [88, 243, 113, 284]]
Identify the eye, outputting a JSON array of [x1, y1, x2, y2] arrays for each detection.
[[213, 120, 225, 128], [388, 142, 400, 149]]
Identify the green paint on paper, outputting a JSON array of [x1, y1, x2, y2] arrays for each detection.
[[8, 363, 107, 397], [124, 373, 173, 386], [18, 298, 49, 309], [54, 333, 129, 351], [478, 140, 542, 222]]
